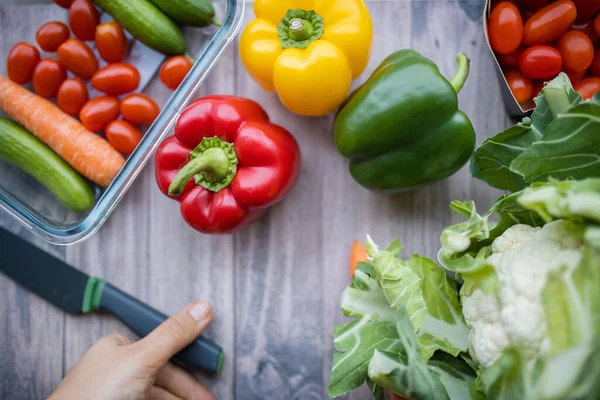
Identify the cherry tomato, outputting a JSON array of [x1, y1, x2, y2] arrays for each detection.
[[590, 50, 600, 76], [488, 2, 523, 54], [120, 94, 160, 125], [95, 22, 127, 63], [557, 31, 594, 72], [574, 77, 600, 100], [160, 56, 193, 90], [595, 14, 600, 37], [523, 0, 577, 45], [91, 63, 140, 95], [518, 46, 562, 79], [572, 22, 599, 43], [79, 96, 120, 132], [33, 59, 67, 98], [564, 69, 586, 86], [505, 70, 534, 104], [6, 42, 40, 84], [69, 0, 99, 41], [105, 120, 142, 156], [573, 0, 600, 24], [53, 0, 73, 8], [523, 0, 548, 11], [57, 78, 89, 115], [498, 48, 522, 68], [57, 38, 98, 80], [36, 21, 70, 52]]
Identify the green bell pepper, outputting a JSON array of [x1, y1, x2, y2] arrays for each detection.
[[334, 50, 476, 193]]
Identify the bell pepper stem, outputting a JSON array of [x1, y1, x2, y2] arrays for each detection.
[[289, 18, 314, 41], [449, 53, 470, 94], [168, 147, 231, 196]]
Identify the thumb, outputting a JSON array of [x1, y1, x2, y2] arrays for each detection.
[[135, 300, 213, 367]]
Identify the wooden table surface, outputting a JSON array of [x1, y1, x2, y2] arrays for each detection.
[[0, 0, 508, 398]]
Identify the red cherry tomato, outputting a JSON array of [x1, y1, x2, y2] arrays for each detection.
[[564, 69, 586, 86], [557, 31, 594, 72], [57, 38, 99, 80], [488, 2, 523, 54], [69, 0, 99, 41], [523, 0, 577, 45], [36, 21, 70, 52], [498, 48, 522, 68], [91, 63, 140, 95], [33, 59, 67, 98], [590, 50, 600, 76], [518, 46, 563, 79], [120, 94, 160, 125], [57, 78, 89, 115], [574, 77, 600, 100], [573, 0, 600, 24], [95, 22, 127, 63], [523, 0, 548, 11], [159, 56, 193, 90], [105, 120, 142, 156], [572, 22, 599, 43], [505, 70, 534, 104], [53, 0, 73, 8], [79, 96, 120, 132], [6, 42, 40, 84]]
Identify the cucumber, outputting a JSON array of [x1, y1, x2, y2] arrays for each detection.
[[0, 118, 95, 213], [147, 0, 216, 27], [94, 0, 187, 55]]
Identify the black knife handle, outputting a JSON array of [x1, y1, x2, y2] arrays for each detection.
[[99, 284, 223, 373]]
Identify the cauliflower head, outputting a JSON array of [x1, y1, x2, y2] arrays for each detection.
[[461, 220, 584, 368]]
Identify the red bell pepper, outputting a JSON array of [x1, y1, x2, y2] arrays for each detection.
[[155, 96, 301, 234]]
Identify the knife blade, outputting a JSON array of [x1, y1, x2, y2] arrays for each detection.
[[0, 228, 223, 374]]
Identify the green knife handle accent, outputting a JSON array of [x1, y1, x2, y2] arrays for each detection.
[[98, 283, 224, 374], [82, 278, 106, 313]]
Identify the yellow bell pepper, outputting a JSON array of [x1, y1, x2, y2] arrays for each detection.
[[240, 0, 373, 117]]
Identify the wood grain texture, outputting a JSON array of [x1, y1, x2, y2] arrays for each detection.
[[0, 0, 503, 399]]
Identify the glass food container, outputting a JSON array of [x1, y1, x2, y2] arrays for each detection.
[[0, 0, 244, 245]]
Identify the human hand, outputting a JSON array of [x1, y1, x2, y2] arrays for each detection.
[[49, 301, 215, 400]]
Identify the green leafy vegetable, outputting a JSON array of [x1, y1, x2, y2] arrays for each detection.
[[470, 73, 596, 191], [329, 240, 473, 398], [331, 179, 600, 399]]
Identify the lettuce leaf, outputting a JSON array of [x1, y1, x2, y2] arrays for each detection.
[[470, 73, 597, 192]]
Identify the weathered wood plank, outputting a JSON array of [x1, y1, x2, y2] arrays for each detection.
[[143, 33, 237, 399], [0, 5, 68, 400]]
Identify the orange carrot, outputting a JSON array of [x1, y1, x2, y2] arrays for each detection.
[[349, 241, 369, 278], [0, 75, 125, 187]]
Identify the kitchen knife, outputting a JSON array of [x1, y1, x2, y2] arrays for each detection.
[[0, 228, 223, 374]]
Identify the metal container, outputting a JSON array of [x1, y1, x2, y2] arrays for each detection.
[[483, 0, 531, 117]]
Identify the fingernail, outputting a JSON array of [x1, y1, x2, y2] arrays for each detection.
[[189, 301, 210, 321]]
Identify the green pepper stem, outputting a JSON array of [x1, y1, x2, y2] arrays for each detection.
[[288, 18, 314, 41], [449, 53, 470, 94], [168, 147, 231, 196]]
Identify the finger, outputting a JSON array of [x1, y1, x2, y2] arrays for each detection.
[[97, 333, 134, 347], [135, 301, 213, 367], [155, 362, 215, 400], [148, 386, 183, 400]]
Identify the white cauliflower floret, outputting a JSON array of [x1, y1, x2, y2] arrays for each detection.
[[462, 220, 583, 368]]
